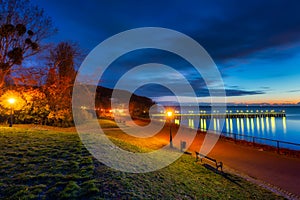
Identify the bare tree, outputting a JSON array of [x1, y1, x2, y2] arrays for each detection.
[[0, 0, 56, 90], [44, 42, 80, 126], [49, 42, 78, 82]]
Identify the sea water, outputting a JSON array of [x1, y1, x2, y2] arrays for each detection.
[[161, 106, 300, 150]]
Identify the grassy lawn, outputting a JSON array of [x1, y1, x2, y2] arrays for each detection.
[[0, 123, 284, 199]]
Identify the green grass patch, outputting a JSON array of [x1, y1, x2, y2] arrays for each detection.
[[0, 126, 283, 199]]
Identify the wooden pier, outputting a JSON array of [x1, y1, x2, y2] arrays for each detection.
[[182, 112, 285, 119], [152, 111, 286, 119]]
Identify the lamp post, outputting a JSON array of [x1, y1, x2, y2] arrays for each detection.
[[167, 111, 173, 148], [8, 98, 15, 127]]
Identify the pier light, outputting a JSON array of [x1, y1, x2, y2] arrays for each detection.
[[246, 110, 249, 113], [226, 110, 228, 113], [261, 110, 263, 113], [237, 110, 239, 113], [230, 110, 232, 113], [251, 110, 253, 113]]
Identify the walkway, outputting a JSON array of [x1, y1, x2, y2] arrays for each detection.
[[176, 127, 300, 197], [203, 138, 300, 197]]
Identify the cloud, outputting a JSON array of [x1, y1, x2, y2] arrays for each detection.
[[134, 84, 264, 98], [95, 47, 265, 99], [260, 86, 271, 90], [225, 89, 264, 96], [152, 88, 265, 103], [187, 0, 300, 61], [287, 89, 300, 93], [39, 0, 300, 62], [37, 0, 300, 104]]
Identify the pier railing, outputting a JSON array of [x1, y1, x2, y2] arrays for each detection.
[[220, 131, 300, 152], [180, 112, 286, 118], [152, 111, 286, 119]]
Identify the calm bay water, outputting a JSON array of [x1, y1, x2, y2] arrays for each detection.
[[164, 106, 300, 150]]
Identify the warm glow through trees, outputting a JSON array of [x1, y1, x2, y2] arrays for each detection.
[[0, 90, 25, 111]]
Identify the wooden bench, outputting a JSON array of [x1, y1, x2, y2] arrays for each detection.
[[195, 152, 223, 172]]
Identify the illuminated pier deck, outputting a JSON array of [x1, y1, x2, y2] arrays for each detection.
[[152, 111, 286, 119]]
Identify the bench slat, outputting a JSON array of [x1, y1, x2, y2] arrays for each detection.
[[195, 152, 223, 172]]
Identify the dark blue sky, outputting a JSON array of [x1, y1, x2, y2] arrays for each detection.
[[32, 0, 300, 104]]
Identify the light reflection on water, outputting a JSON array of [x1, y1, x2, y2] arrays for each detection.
[[156, 107, 300, 150], [260, 117, 264, 134], [172, 115, 299, 150], [256, 117, 260, 132], [270, 117, 275, 134], [188, 118, 194, 129], [241, 118, 244, 134], [188, 116, 286, 136], [230, 118, 233, 133], [266, 117, 270, 133], [283, 117, 287, 134], [246, 118, 250, 133], [251, 118, 254, 133]]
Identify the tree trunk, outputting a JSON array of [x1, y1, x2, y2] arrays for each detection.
[[0, 70, 7, 94]]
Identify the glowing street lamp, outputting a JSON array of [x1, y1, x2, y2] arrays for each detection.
[[167, 111, 173, 148], [8, 98, 16, 127]]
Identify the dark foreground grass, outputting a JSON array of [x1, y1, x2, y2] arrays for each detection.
[[0, 126, 284, 199]]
